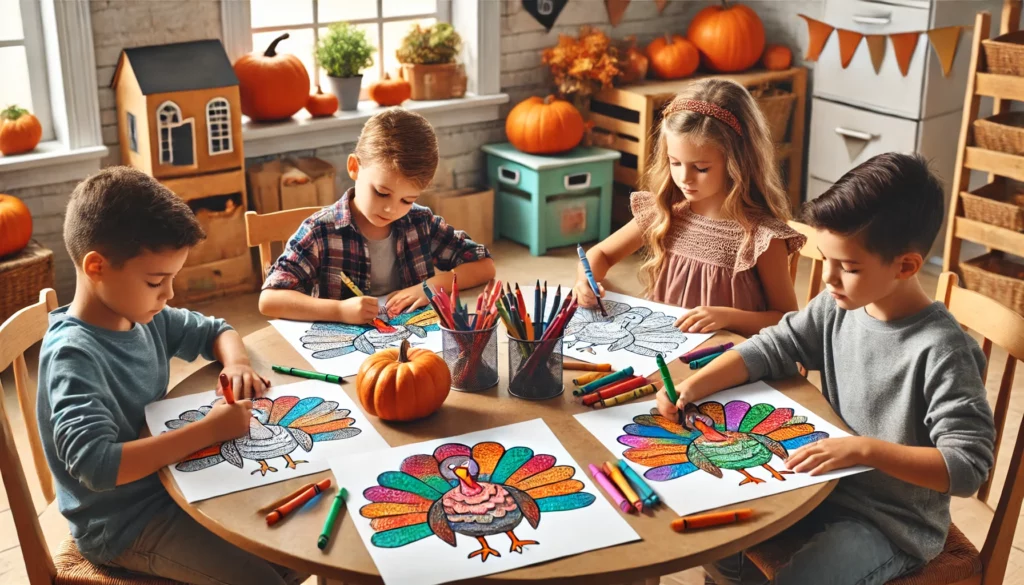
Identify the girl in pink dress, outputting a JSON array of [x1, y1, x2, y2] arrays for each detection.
[[573, 78, 806, 336]]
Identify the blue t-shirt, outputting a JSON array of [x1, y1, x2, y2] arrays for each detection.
[[36, 306, 231, 563]]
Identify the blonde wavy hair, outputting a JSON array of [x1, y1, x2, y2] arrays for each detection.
[[638, 78, 791, 294]]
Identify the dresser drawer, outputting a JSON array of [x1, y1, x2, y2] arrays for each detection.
[[808, 98, 919, 184]]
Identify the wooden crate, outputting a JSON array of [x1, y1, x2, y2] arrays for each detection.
[[587, 67, 808, 211], [0, 241, 54, 324], [418, 187, 495, 247], [247, 158, 336, 213]]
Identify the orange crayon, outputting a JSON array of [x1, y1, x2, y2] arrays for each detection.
[[563, 362, 612, 372], [266, 478, 331, 526], [258, 482, 316, 513], [218, 373, 235, 404], [602, 461, 643, 512], [671, 508, 754, 532]]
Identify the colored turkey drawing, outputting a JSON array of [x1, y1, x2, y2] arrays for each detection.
[[360, 441, 596, 562], [618, 402, 829, 485], [564, 299, 690, 357], [166, 395, 362, 476], [300, 307, 440, 358]]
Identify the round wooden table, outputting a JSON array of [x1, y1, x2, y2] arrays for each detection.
[[160, 325, 841, 584]]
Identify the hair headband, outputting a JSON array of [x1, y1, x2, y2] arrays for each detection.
[[662, 99, 744, 137]]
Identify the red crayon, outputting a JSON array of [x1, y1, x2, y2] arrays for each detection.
[[266, 478, 331, 526], [219, 373, 235, 404], [582, 376, 649, 406]]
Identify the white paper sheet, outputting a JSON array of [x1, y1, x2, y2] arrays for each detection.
[[145, 380, 389, 503], [516, 286, 714, 376], [270, 306, 443, 378], [574, 381, 870, 516], [330, 419, 640, 585]]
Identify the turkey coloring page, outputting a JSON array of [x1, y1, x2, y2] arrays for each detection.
[[575, 382, 871, 517], [270, 306, 443, 378], [331, 419, 639, 585], [144, 380, 389, 502], [518, 286, 713, 376]]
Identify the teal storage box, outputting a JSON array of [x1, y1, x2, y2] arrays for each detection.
[[482, 143, 621, 256]]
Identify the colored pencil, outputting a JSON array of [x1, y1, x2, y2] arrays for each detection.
[[533, 280, 541, 331], [681, 342, 734, 363], [515, 285, 534, 340], [671, 509, 754, 532], [563, 362, 612, 372], [546, 285, 562, 329], [259, 482, 316, 513], [539, 281, 548, 334]]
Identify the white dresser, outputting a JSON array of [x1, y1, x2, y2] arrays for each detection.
[[807, 0, 1001, 260]]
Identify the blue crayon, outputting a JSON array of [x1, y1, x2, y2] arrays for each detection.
[[617, 459, 659, 506], [577, 244, 608, 317]]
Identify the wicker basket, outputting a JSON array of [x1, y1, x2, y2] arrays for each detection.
[[961, 252, 1024, 315], [960, 179, 1024, 231], [982, 30, 1024, 76], [753, 87, 797, 143], [974, 111, 1024, 156], [0, 241, 55, 324]]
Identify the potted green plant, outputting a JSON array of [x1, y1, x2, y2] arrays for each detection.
[[316, 23, 375, 111], [396, 23, 467, 101]]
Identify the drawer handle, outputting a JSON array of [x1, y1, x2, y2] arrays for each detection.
[[853, 14, 891, 25], [498, 166, 520, 185], [564, 172, 591, 190], [834, 127, 876, 142]]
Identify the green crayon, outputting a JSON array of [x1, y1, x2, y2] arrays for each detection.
[[317, 487, 348, 550]]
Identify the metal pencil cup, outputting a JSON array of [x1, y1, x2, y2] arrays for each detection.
[[441, 324, 499, 392], [507, 329, 564, 400]]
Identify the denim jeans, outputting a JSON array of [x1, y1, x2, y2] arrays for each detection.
[[712, 504, 923, 585], [106, 505, 308, 585]]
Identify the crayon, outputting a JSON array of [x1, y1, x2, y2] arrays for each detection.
[[689, 351, 725, 370], [218, 373, 235, 405], [563, 362, 613, 373], [572, 371, 607, 386], [339, 271, 363, 297], [656, 353, 679, 404], [588, 463, 631, 514], [259, 482, 317, 513], [602, 461, 643, 512], [616, 460, 659, 506], [577, 244, 608, 317], [671, 508, 754, 532], [272, 365, 343, 384], [600, 383, 657, 407], [317, 487, 348, 550], [266, 478, 331, 526], [680, 342, 734, 363], [574, 366, 635, 396], [582, 376, 649, 406]]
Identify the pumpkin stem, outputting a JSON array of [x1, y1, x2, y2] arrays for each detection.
[[398, 339, 411, 363], [663, 33, 672, 44], [720, 0, 729, 7], [265, 33, 289, 57], [543, 95, 554, 105], [316, 85, 323, 95], [1, 105, 28, 121]]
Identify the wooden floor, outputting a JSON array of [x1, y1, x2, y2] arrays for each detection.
[[2, 240, 1021, 584]]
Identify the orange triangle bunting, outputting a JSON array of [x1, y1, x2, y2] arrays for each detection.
[[655, 0, 667, 14], [889, 31, 921, 77], [926, 26, 962, 77], [606, 0, 630, 26], [799, 14, 834, 62], [865, 35, 886, 73], [837, 29, 864, 68]]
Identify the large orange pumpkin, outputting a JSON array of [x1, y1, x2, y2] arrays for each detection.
[[0, 194, 33, 257], [234, 33, 310, 121], [645, 34, 700, 80], [505, 96, 584, 155], [368, 73, 412, 107], [762, 44, 793, 71], [305, 86, 338, 117], [687, 0, 766, 73], [356, 340, 451, 422], [0, 106, 42, 156]]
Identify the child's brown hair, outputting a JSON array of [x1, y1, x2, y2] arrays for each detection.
[[638, 78, 790, 293], [354, 108, 439, 189]]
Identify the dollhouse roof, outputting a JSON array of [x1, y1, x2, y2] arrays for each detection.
[[113, 39, 238, 95]]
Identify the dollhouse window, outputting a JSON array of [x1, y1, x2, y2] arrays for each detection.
[[158, 101, 183, 164], [127, 112, 138, 153], [206, 98, 233, 155]]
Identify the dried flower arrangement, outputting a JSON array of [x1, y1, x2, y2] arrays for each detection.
[[541, 26, 622, 101]]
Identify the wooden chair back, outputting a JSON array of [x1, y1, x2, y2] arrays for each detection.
[[1, 289, 59, 585], [937, 272, 1024, 585], [787, 220, 824, 305], [244, 207, 322, 282]]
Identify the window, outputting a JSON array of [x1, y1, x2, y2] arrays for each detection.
[[0, 0, 54, 141], [158, 101, 183, 164], [206, 98, 233, 154], [127, 112, 138, 153]]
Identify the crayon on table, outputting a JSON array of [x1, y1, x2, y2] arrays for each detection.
[[317, 487, 348, 550], [655, 353, 679, 403], [218, 373, 235, 405], [689, 351, 725, 370], [272, 365, 343, 384], [600, 383, 657, 407], [616, 460, 659, 506], [582, 377, 649, 406], [572, 371, 607, 386], [680, 342, 734, 363], [588, 464, 631, 514], [563, 362, 613, 373], [574, 366, 635, 396], [266, 478, 332, 526], [602, 461, 643, 512], [259, 482, 316, 513], [671, 508, 754, 532], [339, 272, 364, 297]]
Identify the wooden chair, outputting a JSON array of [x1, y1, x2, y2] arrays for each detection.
[[787, 220, 824, 305], [244, 207, 322, 281], [0, 289, 181, 585], [738, 272, 1024, 585]]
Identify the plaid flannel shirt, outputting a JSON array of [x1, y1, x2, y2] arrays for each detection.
[[263, 188, 491, 299]]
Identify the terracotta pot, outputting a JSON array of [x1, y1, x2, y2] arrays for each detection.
[[399, 63, 467, 100]]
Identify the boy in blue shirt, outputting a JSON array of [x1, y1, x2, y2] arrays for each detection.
[[37, 167, 305, 585]]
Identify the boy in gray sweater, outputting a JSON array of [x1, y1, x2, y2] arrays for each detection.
[[657, 153, 995, 585]]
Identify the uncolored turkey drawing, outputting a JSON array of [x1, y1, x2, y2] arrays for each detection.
[[618, 402, 829, 486], [167, 396, 362, 476], [300, 307, 440, 358], [360, 441, 596, 562], [564, 299, 689, 357]]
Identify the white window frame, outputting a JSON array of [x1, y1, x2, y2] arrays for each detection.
[[206, 98, 233, 155], [127, 111, 138, 153], [0, 0, 107, 190], [157, 101, 183, 164], [221, 0, 504, 158], [3, 0, 55, 142]]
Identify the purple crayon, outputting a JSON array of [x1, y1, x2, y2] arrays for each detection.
[[680, 342, 734, 363]]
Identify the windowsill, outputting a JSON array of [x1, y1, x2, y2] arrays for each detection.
[[240, 93, 509, 158], [0, 142, 109, 191]]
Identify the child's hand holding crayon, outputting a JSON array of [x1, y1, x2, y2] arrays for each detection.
[[572, 279, 605, 309], [655, 387, 692, 424], [203, 398, 254, 443], [217, 364, 271, 399], [338, 296, 379, 324], [385, 284, 430, 315]]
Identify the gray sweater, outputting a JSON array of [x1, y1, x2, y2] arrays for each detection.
[[735, 292, 995, 562]]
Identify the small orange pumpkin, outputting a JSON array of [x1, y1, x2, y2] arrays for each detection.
[[368, 73, 412, 107], [505, 96, 585, 155], [0, 106, 43, 156], [305, 86, 338, 117], [356, 340, 451, 422], [645, 34, 700, 80], [234, 33, 310, 121], [762, 44, 793, 71], [620, 45, 650, 84], [687, 0, 766, 73], [0, 194, 33, 257]]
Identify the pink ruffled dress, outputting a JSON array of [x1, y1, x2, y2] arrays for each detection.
[[630, 191, 807, 311]]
